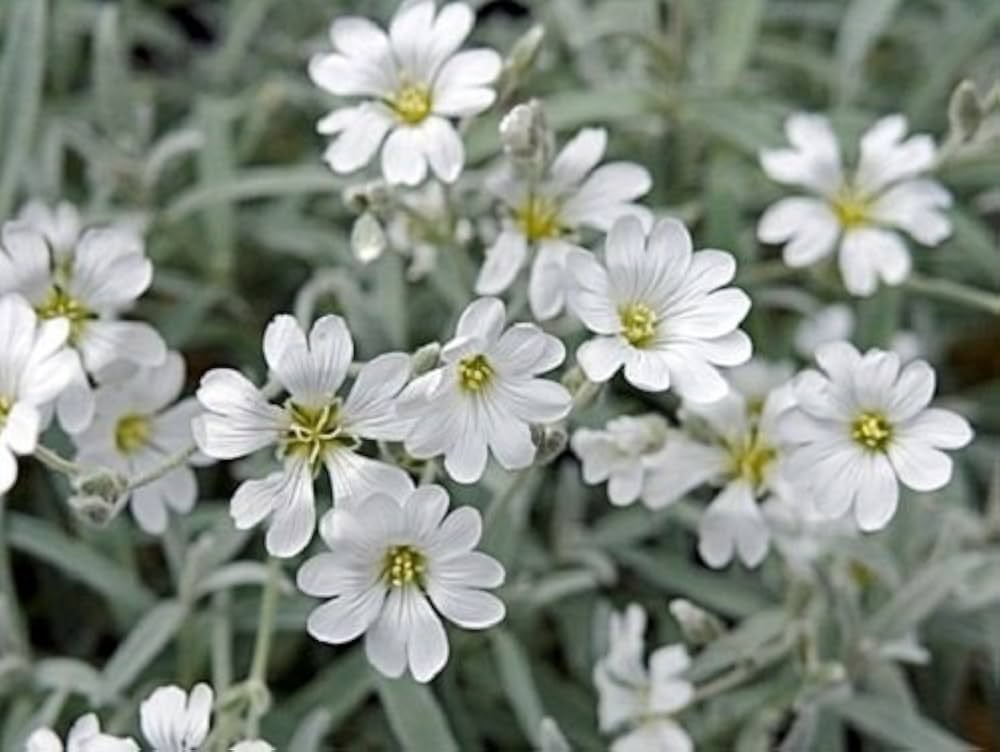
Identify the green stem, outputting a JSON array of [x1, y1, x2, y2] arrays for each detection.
[[33, 445, 82, 477], [127, 443, 197, 491], [690, 634, 794, 704], [245, 556, 281, 737], [903, 273, 1000, 316]]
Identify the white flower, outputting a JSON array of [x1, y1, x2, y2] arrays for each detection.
[[0, 220, 166, 432], [310, 0, 501, 186], [399, 297, 571, 483], [475, 127, 652, 320], [193, 314, 413, 557], [594, 604, 693, 752], [570, 414, 669, 507], [644, 363, 799, 567], [70, 352, 208, 535], [17, 200, 81, 262], [230, 742, 274, 752], [139, 683, 213, 752], [567, 216, 752, 400], [0, 294, 78, 494], [26, 715, 138, 752], [780, 341, 973, 531], [794, 303, 922, 362], [298, 483, 505, 682], [758, 113, 952, 297], [762, 492, 855, 573]]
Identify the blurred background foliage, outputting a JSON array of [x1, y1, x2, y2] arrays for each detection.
[[1, 0, 999, 750]]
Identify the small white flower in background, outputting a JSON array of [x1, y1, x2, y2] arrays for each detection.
[[0, 220, 166, 432], [17, 200, 81, 262], [570, 414, 669, 507], [476, 126, 653, 320], [385, 181, 474, 280], [780, 341, 973, 531], [0, 294, 78, 494], [594, 604, 693, 752], [139, 682, 212, 752], [399, 297, 571, 483], [298, 484, 505, 682], [193, 314, 413, 557], [567, 215, 752, 400], [26, 714, 138, 752], [758, 113, 953, 297], [310, 0, 501, 186], [230, 742, 274, 752], [644, 362, 799, 567], [794, 302, 923, 362], [70, 352, 208, 535]]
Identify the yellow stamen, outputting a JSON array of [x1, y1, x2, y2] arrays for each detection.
[[458, 354, 494, 393], [36, 286, 93, 344], [390, 83, 432, 125], [0, 396, 11, 427], [514, 196, 563, 242], [115, 414, 152, 454], [281, 399, 359, 470], [831, 188, 872, 229], [619, 302, 657, 348], [727, 433, 777, 489], [851, 411, 892, 452], [383, 544, 426, 587]]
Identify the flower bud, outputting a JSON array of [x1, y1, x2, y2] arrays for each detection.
[[69, 467, 128, 525], [669, 598, 726, 645], [410, 341, 441, 375], [351, 212, 387, 264], [533, 423, 568, 465], [948, 80, 983, 145], [342, 180, 391, 213], [504, 24, 546, 86], [500, 100, 553, 176]]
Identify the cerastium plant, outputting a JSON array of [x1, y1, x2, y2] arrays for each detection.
[[2, 0, 1000, 750]]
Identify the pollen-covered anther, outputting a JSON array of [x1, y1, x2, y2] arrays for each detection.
[[391, 82, 432, 125], [383, 544, 426, 587], [851, 411, 893, 451], [458, 354, 494, 393], [115, 413, 151, 454], [619, 302, 658, 348]]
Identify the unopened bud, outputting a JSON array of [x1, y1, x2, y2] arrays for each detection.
[[500, 100, 553, 176], [69, 467, 128, 525], [948, 80, 983, 144], [669, 598, 726, 646], [410, 341, 441, 375], [351, 212, 387, 264], [533, 424, 568, 465], [342, 180, 391, 213], [504, 25, 546, 84], [561, 366, 600, 410]]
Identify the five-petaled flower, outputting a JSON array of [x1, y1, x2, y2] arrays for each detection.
[[193, 314, 413, 557], [310, 0, 502, 186], [567, 215, 752, 400], [779, 341, 973, 531], [758, 113, 952, 297], [298, 483, 505, 682]]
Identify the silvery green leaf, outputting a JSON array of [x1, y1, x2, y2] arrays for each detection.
[[490, 629, 547, 746], [0, 0, 46, 217], [538, 718, 571, 752], [864, 552, 985, 641], [193, 561, 293, 599], [352, 212, 387, 264], [288, 708, 332, 752], [375, 674, 459, 752], [829, 695, 969, 752], [7, 513, 154, 613], [93, 4, 137, 148], [98, 599, 188, 702], [34, 658, 102, 700], [687, 608, 786, 682], [711, 0, 766, 89], [834, 0, 901, 102]]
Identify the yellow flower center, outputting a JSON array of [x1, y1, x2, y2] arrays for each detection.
[[728, 433, 777, 489], [36, 286, 93, 344], [390, 83, 432, 125], [383, 544, 426, 587], [851, 411, 893, 452], [281, 399, 358, 470], [115, 413, 152, 454], [458, 354, 494, 393], [515, 196, 563, 242], [0, 396, 11, 427], [619, 302, 658, 348], [831, 188, 872, 229]]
